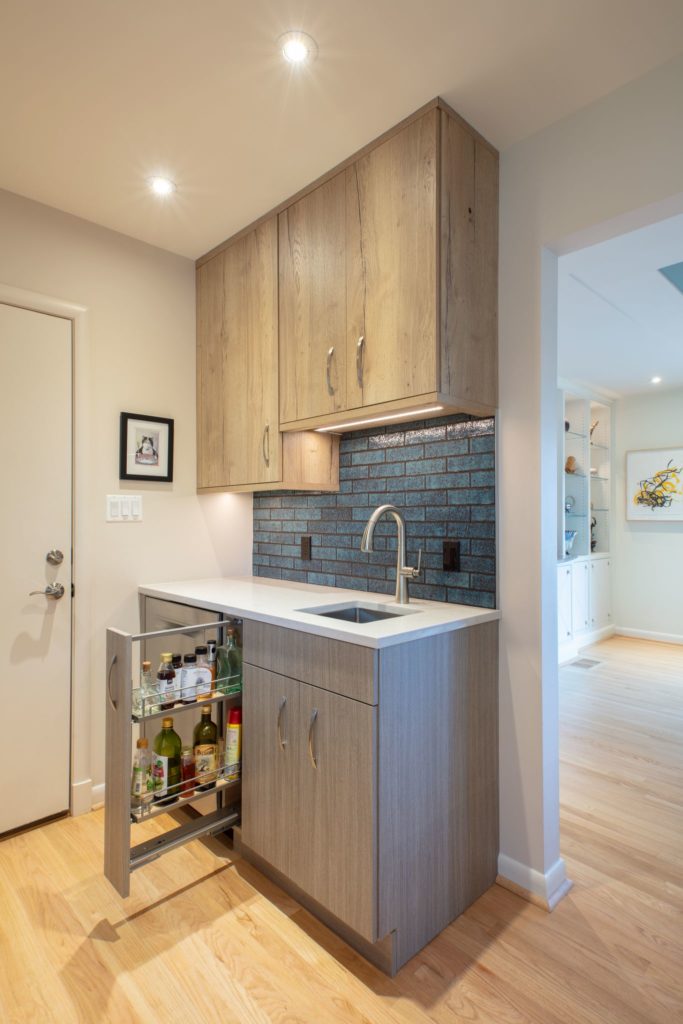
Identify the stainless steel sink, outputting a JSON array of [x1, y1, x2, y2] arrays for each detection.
[[317, 606, 402, 623], [298, 602, 420, 623]]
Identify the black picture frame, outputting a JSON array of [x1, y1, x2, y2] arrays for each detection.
[[119, 412, 174, 482]]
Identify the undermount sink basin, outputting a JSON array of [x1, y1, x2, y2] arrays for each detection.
[[298, 602, 420, 623]]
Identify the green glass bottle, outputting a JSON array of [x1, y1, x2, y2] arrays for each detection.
[[193, 706, 218, 790], [217, 628, 242, 695], [152, 717, 182, 803]]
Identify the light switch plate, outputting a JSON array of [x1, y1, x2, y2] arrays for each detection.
[[106, 494, 143, 522]]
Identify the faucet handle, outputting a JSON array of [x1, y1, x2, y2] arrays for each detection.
[[410, 548, 423, 580]]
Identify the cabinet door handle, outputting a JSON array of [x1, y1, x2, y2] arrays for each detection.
[[262, 424, 270, 467], [356, 335, 365, 387], [107, 654, 118, 711], [277, 696, 287, 750], [326, 346, 335, 396], [307, 708, 318, 769]]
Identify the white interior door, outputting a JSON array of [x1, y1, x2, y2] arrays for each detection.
[[0, 303, 72, 833]]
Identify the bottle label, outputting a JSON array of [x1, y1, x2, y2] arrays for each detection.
[[195, 743, 217, 783], [160, 676, 177, 702], [152, 753, 168, 796], [181, 666, 197, 701], [195, 667, 212, 695], [132, 765, 144, 798]]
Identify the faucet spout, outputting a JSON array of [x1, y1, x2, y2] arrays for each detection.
[[360, 504, 422, 604]]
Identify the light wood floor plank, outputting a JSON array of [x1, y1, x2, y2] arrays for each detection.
[[0, 635, 680, 1023]]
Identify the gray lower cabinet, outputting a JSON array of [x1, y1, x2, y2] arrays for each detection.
[[239, 617, 499, 975], [242, 665, 376, 940]]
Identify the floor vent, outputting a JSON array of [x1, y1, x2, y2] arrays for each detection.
[[572, 658, 600, 669]]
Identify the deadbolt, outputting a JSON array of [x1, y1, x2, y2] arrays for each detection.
[[46, 549, 64, 565]]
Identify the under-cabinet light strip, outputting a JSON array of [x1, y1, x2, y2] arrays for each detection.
[[315, 406, 444, 433]]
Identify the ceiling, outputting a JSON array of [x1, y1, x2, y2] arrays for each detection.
[[2, 1, 683, 259], [558, 213, 683, 396]]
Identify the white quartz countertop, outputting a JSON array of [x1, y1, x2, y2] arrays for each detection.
[[138, 576, 499, 650]]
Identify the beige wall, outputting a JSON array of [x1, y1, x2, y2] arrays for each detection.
[[0, 188, 252, 798], [498, 54, 683, 901]]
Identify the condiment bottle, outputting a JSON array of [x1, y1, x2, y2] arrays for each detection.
[[193, 706, 218, 789], [152, 717, 182, 803], [157, 652, 176, 711], [181, 652, 197, 704], [180, 746, 195, 797], [194, 645, 212, 700]]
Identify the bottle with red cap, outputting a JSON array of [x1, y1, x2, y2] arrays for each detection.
[[224, 707, 242, 782]]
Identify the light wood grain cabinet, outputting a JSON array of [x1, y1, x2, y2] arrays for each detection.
[[242, 665, 376, 940], [196, 217, 339, 493], [277, 102, 498, 431]]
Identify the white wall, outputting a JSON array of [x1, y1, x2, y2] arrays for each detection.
[[0, 188, 252, 800], [613, 388, 683, 643], [498, 54, 683, 903]]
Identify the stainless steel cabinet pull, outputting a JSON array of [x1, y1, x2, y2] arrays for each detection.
[[107, 654, 118, 711], [356, 335, 365, 386], [326, 346, 335, 396], [29, 582, 65, 599], [262, 424, 270, 466], [308, 708, 318, 768], [277, 696, 287, 750]]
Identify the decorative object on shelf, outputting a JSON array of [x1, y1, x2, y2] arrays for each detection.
[[565, 420, 570, 433], [565, 455, 578, 474], [590, 467, 598, 475], [591, 516, 597, 552], [590, 419, 599, 439], [119, 412, 174, 482], [626, 447, 683, 521], [565, 529, 578, 556], [564, 496, 575, 514]]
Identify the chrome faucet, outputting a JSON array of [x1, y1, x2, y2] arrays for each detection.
[[360, 504, 423, 604]]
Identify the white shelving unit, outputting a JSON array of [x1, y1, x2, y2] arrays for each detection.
[[557, 388, 614, 662]]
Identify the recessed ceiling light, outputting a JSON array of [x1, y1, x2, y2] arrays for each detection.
[[650, 376, 662, 384], [279, 30, 318, 65], [147, 176, 176, 197]]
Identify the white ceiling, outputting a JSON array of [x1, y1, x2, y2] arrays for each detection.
[[2, 0, 683, 259], [558, 214, 683, 396]]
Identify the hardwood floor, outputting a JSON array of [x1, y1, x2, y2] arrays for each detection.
[[0, 636, 680, 1023]]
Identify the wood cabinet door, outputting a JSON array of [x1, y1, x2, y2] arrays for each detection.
[[295, 681, 377, 941], [279, 174, 347, 423], [241, 666, 300, 880], [197, 218, 280, 489], [346, 110, 438, 410]]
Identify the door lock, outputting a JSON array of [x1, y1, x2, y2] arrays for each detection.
[[46, 549, 64, 565]]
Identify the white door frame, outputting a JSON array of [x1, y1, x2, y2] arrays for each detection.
[[0, 283, 93, 816]]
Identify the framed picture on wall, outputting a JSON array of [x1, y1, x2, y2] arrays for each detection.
[[626, 446, 683, 521], [119, 412, 174, 482]]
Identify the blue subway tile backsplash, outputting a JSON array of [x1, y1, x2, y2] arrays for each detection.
[[253, 414, 496, 608]]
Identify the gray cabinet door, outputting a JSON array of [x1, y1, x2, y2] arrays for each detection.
[[295, 682, 377, 941], [241, 666, 300, 881]]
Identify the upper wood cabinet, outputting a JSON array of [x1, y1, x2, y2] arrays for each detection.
[[196, 217, 339, 493], [277, 104, 498, 430], [197, 97, 498, 442]]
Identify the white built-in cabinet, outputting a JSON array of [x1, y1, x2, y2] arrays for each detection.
[[557, 554, 612, 662]]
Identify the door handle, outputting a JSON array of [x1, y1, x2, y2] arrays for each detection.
[[262, 424, 270, 467], [326, 346, 335, 396], [277, 696, 287, 750], [307, 708, 318, 769], [356, 335, 365, 387], [29, 583, 65, 599]]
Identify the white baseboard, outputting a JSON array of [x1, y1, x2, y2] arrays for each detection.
[[497, 854, 573, 911], [616, 626, 683, 646], [91, 783, 105, 809], [71, 779, 104, 815], [71, 778, 93, 816]]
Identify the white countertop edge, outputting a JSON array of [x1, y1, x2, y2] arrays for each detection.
[[138, 577, 499, 650]]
